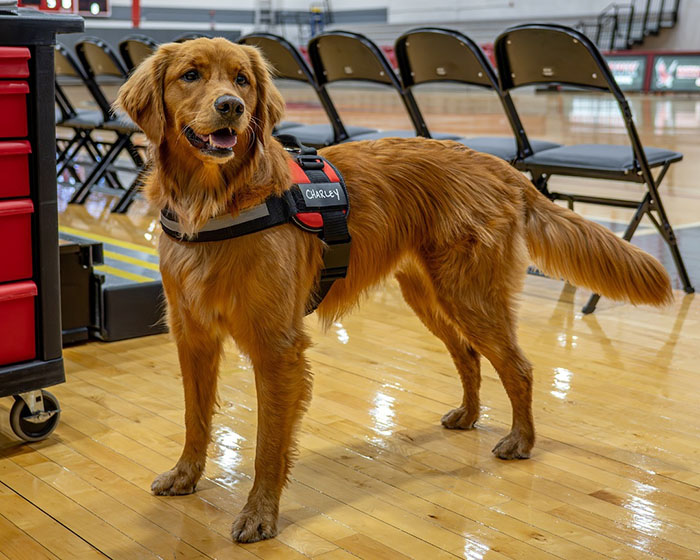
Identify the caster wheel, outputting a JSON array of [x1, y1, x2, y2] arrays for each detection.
[[10, 391, 61, 442]]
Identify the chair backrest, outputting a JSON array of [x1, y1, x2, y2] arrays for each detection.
[[495, 23, 650, 170], [174, 32, 212, 43], [240, 33, 315, 84], [119, 35, 158, 73], [55, 43, 85, 81], [308, 31, 421, 134], [395, 27, 497, 90], [495, 24, 621, 94], [55, 80, 74, 120], [54, 43, 100, 120], [75, 38, 128, 119], [240, 33, 351, 142], [395, 27, 535, 152], [308, 31, 400, 87]]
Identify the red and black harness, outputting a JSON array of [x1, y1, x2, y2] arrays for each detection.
[[160, 140, 351, 314]]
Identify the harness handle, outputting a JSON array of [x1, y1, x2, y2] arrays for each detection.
[[274, 133, 317, 155]]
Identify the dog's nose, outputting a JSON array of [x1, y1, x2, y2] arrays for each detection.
[[215, 95, 244, 116]]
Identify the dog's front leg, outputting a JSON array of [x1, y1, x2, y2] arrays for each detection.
[[231, 329, 312, 543], [152, 309, 223, 496]]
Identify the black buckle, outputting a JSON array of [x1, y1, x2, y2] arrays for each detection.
[[322, 240, 351, 273]]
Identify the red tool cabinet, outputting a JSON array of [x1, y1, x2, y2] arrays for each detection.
[[0, 8, 83, 438]]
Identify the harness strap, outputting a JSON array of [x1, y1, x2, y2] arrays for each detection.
[[309, 209, 351, 313], [160, 198, 291, 243]]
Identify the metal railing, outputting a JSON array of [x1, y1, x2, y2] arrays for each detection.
[[575, 0, 679, 51]]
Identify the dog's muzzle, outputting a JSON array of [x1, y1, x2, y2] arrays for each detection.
[[184, 125, 238, 157]]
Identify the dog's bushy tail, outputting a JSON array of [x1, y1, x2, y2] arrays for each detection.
[[522, 181, 672, 306]]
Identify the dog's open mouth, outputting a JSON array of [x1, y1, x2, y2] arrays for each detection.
[[184, 126, 238, 156]]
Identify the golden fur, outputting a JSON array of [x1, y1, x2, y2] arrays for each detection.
[[116, 38, 672, 543]]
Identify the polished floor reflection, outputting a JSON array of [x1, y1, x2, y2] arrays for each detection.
[[1, 88, 699, 559]]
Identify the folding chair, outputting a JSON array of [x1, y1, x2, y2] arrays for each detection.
[[307, 30, 461, 143], [394, 27, 560, 161], [54, 44, 122, 191], [70, 37, 147, 212], [119, 34, 158, 73], [494, 23, 693, 312], [239, 33, 377, 146]]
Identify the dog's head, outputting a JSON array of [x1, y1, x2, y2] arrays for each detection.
[[116, 38, 285, 165]]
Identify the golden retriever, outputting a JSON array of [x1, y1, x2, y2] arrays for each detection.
[[116, 38, 672, 543]]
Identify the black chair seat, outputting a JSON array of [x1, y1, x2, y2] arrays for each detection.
[[101, 115, 142, 134], [431, 132, 463, 140], [281, 123, 377, 147], [342, 129, 462, 143], [522, 144, 682, 173], [275, 121, 304, 131], [58, 110, 104, 129], [458, 137, 561, 161]]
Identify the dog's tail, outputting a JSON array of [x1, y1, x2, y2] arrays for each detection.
[[522, 180, 672, 306]]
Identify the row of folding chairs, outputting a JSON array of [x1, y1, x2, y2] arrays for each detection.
[[70, 25, 694, 311], [55, 37, 152, 213]]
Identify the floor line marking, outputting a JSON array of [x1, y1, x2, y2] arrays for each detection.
[[59, 226, 159, 257], [94, 265, 153, 283], [103, 250, 160, 272]]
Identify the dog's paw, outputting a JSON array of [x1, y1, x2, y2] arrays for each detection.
[[151, 467, 199, 496], [441, 407, 478, 430], [492, 431, 532, 460], [231, 507, 279, 543]]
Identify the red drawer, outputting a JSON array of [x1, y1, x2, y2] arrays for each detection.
[[0, 81, 29, 138], [0, 281, 37, 366], [0, 141, 31, 198], [0, 199, 33, 283], [0, 47, 30, 79]]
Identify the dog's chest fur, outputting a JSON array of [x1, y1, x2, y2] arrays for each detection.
[[159, 226, 319, 334]]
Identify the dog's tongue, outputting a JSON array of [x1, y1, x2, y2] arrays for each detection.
[[209, 129, 238, 149]]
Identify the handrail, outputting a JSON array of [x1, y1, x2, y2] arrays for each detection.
[[641, 0, 651, 35], [595, 13, 618, 50]]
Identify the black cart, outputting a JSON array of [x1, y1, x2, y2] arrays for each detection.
[[0, 7, 83, 441]]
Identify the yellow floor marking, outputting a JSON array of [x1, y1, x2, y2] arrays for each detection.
[[94, 265, 153, 283], [103, 250, 160, 272], [59, 226, 159, 256]]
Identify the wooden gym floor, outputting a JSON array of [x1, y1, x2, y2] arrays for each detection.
[[1, 86, 699, 559]]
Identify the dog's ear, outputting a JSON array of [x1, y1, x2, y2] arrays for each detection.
[[115, 43, 178, 144], [244, 45, 285, 145]]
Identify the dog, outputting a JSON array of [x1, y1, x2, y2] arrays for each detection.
[[116, 38, 672, 543]]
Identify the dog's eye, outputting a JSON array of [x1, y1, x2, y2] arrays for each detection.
[[235, 74, 248, 86], [182, 70, 200, 82]]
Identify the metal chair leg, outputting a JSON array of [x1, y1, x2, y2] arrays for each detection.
[[69, 135, 129, 204], [112, 162, 150, 214], [644, 174, 695, 294]]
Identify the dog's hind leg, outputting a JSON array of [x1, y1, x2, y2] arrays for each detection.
[[231, 327, 313, 543], [151, 308, 224, 495], [395, 263, 482, 430], [423, 238, 535, 460]]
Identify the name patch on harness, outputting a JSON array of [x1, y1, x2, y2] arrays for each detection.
[[300, 184, 346, 207]]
